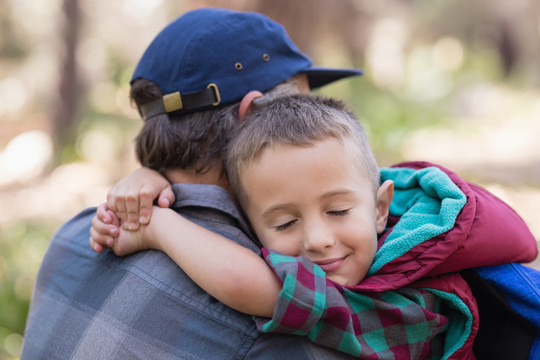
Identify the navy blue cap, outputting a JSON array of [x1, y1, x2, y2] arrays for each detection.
[[132, 8, 363, 118]]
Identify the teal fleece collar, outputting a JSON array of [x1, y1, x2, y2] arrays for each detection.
[[369, 166, 467, 275]]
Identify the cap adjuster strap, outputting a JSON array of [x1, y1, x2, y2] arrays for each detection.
[[139, 83, 221, 120], [163, 92, 183, 112]]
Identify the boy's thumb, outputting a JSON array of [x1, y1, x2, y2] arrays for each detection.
[[157, 186, 175, 208]]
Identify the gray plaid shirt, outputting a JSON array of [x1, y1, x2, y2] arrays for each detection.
[[22, 184, 350, 359]]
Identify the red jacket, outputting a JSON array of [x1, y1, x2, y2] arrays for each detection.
[[354, 161, 537, 359]]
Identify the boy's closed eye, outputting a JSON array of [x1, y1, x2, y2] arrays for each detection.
[[327, 209, 351, 216], [275, 219, 297, 232], [274, 208, 351, 232]]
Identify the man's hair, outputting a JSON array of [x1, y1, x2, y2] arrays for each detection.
[[226, 94, 380, 209], [131, 77, 304, 175]]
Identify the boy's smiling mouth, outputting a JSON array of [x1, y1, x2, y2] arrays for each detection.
[[314, 256, 347, 272]]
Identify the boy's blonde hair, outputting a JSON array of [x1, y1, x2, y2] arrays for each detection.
[[226, 94, 380, 209]]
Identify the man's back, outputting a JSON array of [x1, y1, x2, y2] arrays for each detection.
[[22, 184, 349, 359]]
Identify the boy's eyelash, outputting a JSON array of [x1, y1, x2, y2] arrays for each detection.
[[274, 209, 349, 231], [328, 209, 350, 216], [275, 220, 296, 231]]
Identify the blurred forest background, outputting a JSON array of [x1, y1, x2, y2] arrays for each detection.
[[1, 0, 539, 358]]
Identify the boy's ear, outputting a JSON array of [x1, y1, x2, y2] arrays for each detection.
[[376, 180, 394, 234], [238, 91, 263, 123]]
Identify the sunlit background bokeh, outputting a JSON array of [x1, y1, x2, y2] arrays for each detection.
[[1, 0, 539, 358]]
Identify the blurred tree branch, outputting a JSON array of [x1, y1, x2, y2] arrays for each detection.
[[51, 0, 81, 162]]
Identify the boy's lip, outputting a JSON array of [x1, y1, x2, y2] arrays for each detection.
[[314, 257, 346, 272]]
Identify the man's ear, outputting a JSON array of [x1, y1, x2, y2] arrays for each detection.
[[237, 90, 263, 123], [376, 180, 394, 234]]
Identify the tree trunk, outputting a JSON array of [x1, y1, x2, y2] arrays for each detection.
[[51, 0, 81, 161]]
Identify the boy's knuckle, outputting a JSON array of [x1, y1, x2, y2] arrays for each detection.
[[126, 193, 138, 202], [140, 188, 153, 197]]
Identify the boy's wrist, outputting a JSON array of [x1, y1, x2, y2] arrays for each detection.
[[141, 206, 172, 252]]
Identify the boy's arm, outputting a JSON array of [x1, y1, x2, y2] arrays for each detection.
[[118, 207, 280, 317]]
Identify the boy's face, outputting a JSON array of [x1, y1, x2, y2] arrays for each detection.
[[241, 138, 392, 286]]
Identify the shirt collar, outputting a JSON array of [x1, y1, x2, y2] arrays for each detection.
[[170, 183, 255, 241]]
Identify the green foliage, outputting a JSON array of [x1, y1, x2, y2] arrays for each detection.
[[0, 220, 59, 358]]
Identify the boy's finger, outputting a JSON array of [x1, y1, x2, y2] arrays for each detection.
[[106, 190, 119, 213], [89, 237, 103, 253], [89, 226, 115, 249], [114, 195, 128, 229], [91, 214, 119, 238], [107, 210, 120, 227], [96, 203, 111, 224], [138, 188, 154, 225], [125, 191, 140, 230]]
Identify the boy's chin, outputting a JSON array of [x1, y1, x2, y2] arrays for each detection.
[[327, 274, 354, 287]]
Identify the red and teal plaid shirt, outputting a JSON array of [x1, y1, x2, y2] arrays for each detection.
[[255, 249, 449, 359]]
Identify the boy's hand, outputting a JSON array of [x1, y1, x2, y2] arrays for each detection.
[[89, 203, 120, 253], [112, 221, 150, 257], [111, 207, 166, 257], [107, 167, 175, 231], [90, 203, 152, 256]]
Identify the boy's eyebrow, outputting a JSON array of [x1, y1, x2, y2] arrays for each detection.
[[261, 204, 295, 220], [320, 189, 354, 199], [261, 189, 354, 219]]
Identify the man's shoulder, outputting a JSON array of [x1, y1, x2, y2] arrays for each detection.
[[27, 206, 260, 359], [52, 206, 96, 240]]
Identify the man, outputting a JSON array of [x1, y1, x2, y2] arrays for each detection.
[[22, 8, 362, 359]]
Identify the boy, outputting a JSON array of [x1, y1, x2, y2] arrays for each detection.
[[92, 94, 517, 358]]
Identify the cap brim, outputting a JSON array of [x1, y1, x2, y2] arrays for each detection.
[[301, 66, 364, 89]]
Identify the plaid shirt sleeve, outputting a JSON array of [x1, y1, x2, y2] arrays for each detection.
[[254, 249, 449, 359]]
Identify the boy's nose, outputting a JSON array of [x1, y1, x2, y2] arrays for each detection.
[[302, 223, 335, 252]]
